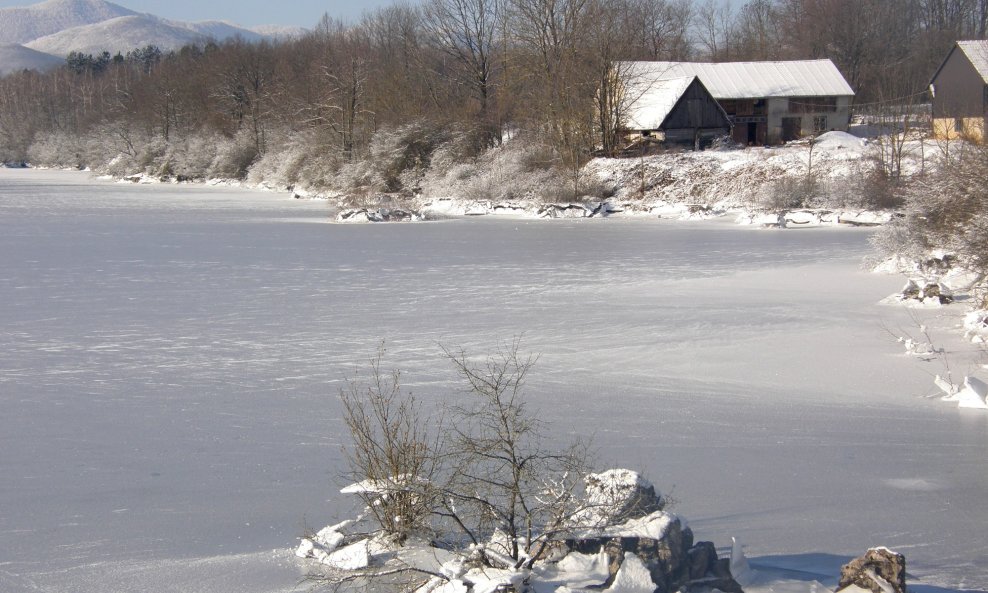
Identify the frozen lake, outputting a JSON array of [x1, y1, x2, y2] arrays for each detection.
[[1, 169, 985, 593]]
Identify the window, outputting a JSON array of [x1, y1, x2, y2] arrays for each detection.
[[955, 117, 965, 133], [813, 115, 828, 133]]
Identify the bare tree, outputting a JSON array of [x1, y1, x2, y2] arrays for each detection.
[[339, 347, 440, 542], [424, 0, 504, 147], [693, 0, 735, 61], [332, 339, 594, 583], [439, 339, 591, 567], [734, 0, 780, 60]]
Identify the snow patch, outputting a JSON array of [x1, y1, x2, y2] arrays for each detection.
[[605, 553, 655, 592], [941, 376, 988, 409], [963, 310, 988, 343]]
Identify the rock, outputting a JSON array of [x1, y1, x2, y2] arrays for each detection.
[[559, 471, 742, 593], [837, 211, 892, 227], [688, 541, 717, 580], [608, 553, 658, 592], [563, 516, 742, 593], [919, 254, 957, 276], [583, 469, 665, 524], [900, 279, 922, 299], [837, 547, 907, 593], [784, 210, 819, 226], [337, 207, 418, 223], [746, 212, 785, 228], [942, 376, 988, 409], [589, 201, 621, 217], [963, 310, 988, 343], [920, 283, 953, 304], [324, 539, 371, 570], [537, 203, 590, 218], [898, 280, 953, 304]]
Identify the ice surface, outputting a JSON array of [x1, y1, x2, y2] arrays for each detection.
[[0, 169, 986, 593]]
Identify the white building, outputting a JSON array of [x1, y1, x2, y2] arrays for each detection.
[[618, 60, 855, 145]]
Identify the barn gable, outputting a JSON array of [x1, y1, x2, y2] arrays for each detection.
[[929, 40, 988, 142]]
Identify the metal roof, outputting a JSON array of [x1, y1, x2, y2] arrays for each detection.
[[956, 40, 988, 83], [621, 75, 696, 130], [619, 60, 854, 99]]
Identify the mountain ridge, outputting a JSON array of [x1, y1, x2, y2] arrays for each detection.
[[0, 0, 305, 73], [25, 13, 265, 56], [0, 42, 64, 75], [0, 0, 135, 44]]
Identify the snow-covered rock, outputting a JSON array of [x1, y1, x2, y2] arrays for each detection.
[[837, 548, 907, 593], [337, 207, 418, 223], [532, 550, 611, 589], [941, 376, 988, 409], [538, 203, 591, 219], [564, 511, 742, 593], [324, 539, 371, 570], [295, 520, 352, 564], [605, 553, 655, 593], [963, 310, 988, 343], [783, 209, 824, 226], [892, 279, 953, 306], [737, 212, 784, 228], [836, 211, 893, 226], [580, 469, 664, 526], [296, 535, 371, 569]]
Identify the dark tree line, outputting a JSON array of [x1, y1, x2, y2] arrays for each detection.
[[0, 0, 984, 183]]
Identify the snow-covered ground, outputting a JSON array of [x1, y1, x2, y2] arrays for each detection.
[[1, 168, 986, 593]]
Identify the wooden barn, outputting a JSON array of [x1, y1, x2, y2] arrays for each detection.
[[929, 40, 988, 142], [619, 75, 732, 149], [619, 60, 855, 145]]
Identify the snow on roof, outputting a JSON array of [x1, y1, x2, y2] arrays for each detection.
[[619, 60, 854, 99], [621, 75, 696, 130], [956, 40, 988, 83]]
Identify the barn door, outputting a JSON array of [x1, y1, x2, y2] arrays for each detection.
[[782, 117, 801, 141]]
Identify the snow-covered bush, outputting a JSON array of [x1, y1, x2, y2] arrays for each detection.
[[27, 131, 89, 169], [421, 139, 606, 204], [366, 121, 453, 193], [246, 133, 328, 190], [165, 134, 227, 180], [851, 165, 903, 210], [760, 175, 820, 211], [208, 130, 259, 180], [873, 143, 988, 306]]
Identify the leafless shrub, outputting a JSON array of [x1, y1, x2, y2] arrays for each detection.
[[208, 130, 260, 180], [337, 339, 596, 573], [760, 175, 820, 212], [339, 347, 440, 542], [853, 167, 903, 210]]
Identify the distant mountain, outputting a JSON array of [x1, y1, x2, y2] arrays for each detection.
[[25, 14, 265, 56], [0, 0, 307, 73], [0, 42, 63, 75], [249, 24, 308, 39], [0, 0, 135, 44], [179, 19, 265, 43]]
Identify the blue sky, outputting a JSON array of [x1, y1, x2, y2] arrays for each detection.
[[0, 0, 403, 27]]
